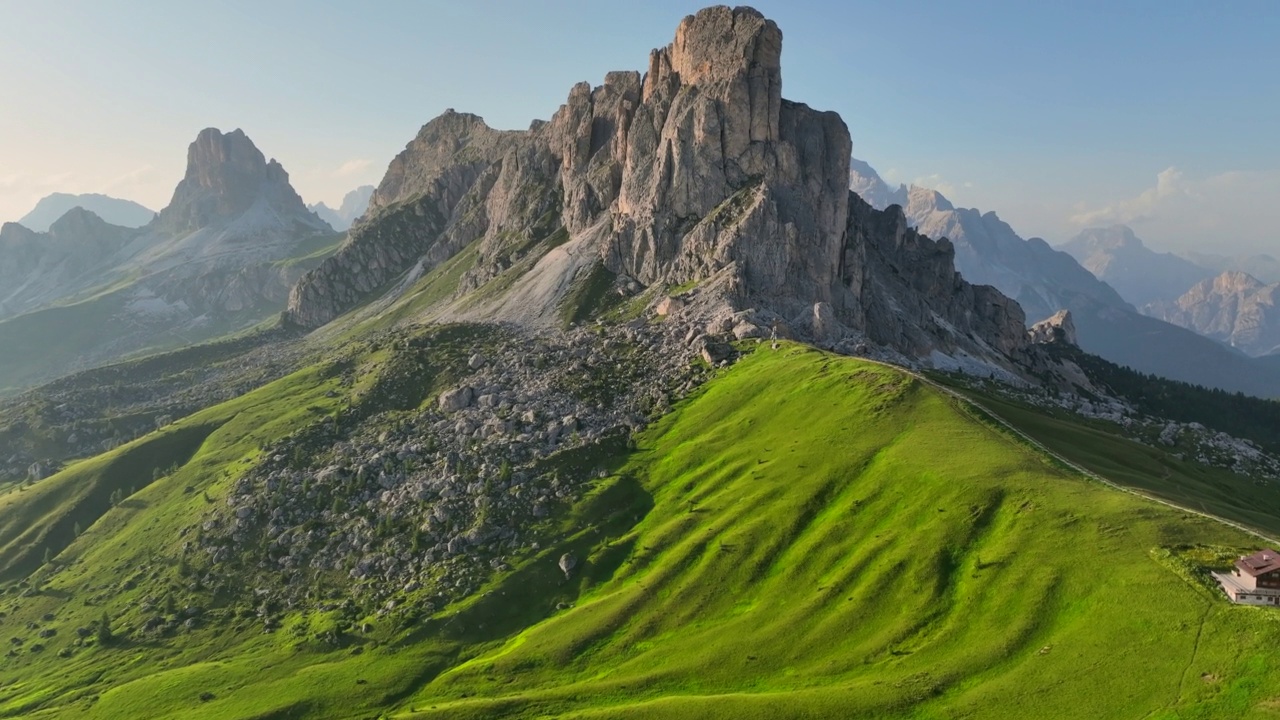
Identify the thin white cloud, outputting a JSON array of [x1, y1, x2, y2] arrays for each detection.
[[1067, 167, 1280, 253], [1069, 167, 1187, 226], [911, 173, 971, 202], [332, 159, 373, 178], [104, 165, 155, 191]]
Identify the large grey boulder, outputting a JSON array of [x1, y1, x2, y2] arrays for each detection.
[[438, 386, 474, 413]]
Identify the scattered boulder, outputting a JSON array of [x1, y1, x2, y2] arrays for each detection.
[[558, 553, 577, 579], [438, 387, 474, 412], [811, 302, 842, 343], [732, 322, 764, 340], [655, 296, 683, 316]]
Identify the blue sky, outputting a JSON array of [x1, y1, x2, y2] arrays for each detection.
[[1, 1, 1276, 251]]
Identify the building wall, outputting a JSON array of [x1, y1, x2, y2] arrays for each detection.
[[1230, 590, 1280, 606]]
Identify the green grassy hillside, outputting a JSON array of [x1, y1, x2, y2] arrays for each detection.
[[1, 345, 1278, 718]]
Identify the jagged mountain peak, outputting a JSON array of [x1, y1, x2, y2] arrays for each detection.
[[153, 127, 319, 235], [905, 184, 955, 213], [1209, 269, 1265, 291], [1063, 224, 1146, 253], [665, 6, 779, 95], [849, 157, 907, 210], [287, 5, 1029, 377]]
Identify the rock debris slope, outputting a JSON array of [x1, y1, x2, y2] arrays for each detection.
[[289, 6, 1028, 372]]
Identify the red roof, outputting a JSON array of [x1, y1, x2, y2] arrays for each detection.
[[1236, 548, 1280, 577]]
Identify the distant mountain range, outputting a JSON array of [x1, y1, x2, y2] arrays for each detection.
[[309, 185, 374, 231], [17, 192, 155, 231], [0, 128, 341, 392], [1146, 271, 1280, 356], [1183, 251, 1280, 285], [849, 159, 1280, 396], [1059, 225, 1213, 307]]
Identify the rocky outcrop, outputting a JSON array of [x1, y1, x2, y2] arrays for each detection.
[[286, 6, 1031, 372], [1029, 310, 1078, 346], [1147, 272, 1280, 356], [606, 7, 851, 309], [840, 196, 1028, 361]]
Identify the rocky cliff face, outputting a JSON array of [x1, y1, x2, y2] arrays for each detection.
[[286, 6, 1029, 372], [842, 196, 1028, 361], [1147, 272, 1280, 356]]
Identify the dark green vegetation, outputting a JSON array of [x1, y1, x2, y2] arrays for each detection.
[[2, 346, 1279, 718], [1062, 346, 1280, 453]]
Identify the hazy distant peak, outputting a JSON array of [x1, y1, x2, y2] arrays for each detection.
[[1210, 269, 1265, 292], [1060, 225, 1212, 307], [153, 127, 320, 235], [848, 157, 907, 210], [308, 185, 375, 231], [1063, 225, 1146, 254], [47, 206, 111, 235], [906, 184, 954, 213], [16, 192, 155, 232]]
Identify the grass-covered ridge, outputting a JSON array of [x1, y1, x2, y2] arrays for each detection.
[[401, 346, 1280, 718], [2, 345, 1279, 718]]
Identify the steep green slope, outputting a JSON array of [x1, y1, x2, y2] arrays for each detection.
[[400, 347, 1280, 718], [945, 381, 1280, 540], [1, 346, 1278, 719]]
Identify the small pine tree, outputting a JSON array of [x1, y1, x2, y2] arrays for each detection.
[[97, 611, 113, 645]]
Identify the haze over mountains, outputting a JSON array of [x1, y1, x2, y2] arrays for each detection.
[[1060, 225, 1213, 307], [308, 185, 374, 231], [849, 159, 1280, 395], [0, 128, 340, 391], [16, 192, 155, 232]]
